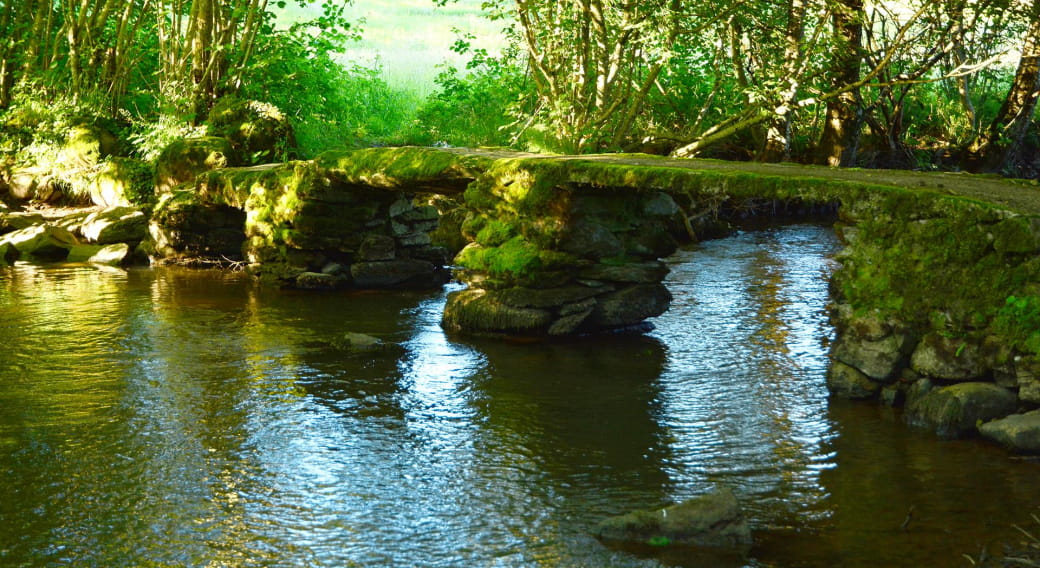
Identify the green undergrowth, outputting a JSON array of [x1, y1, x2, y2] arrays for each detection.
[[995, 294, 1040, 354]]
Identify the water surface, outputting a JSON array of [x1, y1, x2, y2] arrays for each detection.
[[0, 224, 1037, 567]]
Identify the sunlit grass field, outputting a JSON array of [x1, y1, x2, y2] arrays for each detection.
[[276, 0, 505, 95]]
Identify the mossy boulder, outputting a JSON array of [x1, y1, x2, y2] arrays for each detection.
[[593, 486, 752, 549], [79, 206, 148, 244], [59, 123, 119, 169], [443, 288, 554, 336], [905, 382, 1017, 438], [156, 136, 234, 193], [205, 98, 295, 165]]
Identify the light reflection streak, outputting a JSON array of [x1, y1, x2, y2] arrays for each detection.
[[652, 224, 839, 524]]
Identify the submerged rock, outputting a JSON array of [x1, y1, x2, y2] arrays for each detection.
[[350, 259, 447, 289], [0, 242, 16, 264], [593, 486, 752, 549], [330, 332, 406, 357], [905, 382, 1017, 438], [295, 271, 348, 290], [980, 411, 1040, 454]]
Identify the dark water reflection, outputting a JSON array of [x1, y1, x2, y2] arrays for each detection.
[[1, 224, 1038, 567]]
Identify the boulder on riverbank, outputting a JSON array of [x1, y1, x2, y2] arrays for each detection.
[[826, 361, 882, 399], [910, 333, 992, 381], [205, 98, 295, 165], [905, 381, 1017, 438], [979, 410, 1040, 454], [593, 486, 752, 550], [67, 243, 130, 265], [0, 224, 76, 260], [79, 206, 148, 244], [156, 136, 234, 193]]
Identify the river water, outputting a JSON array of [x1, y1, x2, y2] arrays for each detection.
[[1, 223, 1038, 568]]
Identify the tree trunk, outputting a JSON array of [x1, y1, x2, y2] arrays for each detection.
[[816, 0, 864, 166], [962, 3, 1040, 174], [759, 0, 805, 162]]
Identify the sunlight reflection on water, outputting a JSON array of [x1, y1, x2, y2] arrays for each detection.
[[2, 226, 1040, 568]]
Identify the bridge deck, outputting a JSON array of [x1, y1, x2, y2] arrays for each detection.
[[443, 147, 1040, 215]]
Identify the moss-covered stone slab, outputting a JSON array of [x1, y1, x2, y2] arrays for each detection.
[[316, 146, 492, 194], [593, 485, 752, 549]]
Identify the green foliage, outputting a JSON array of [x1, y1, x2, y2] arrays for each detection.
[[409, 35, 527, 148], [240, 27, 419, 156], [125, 114, 207, 162], [996, 295, 1040, 354]]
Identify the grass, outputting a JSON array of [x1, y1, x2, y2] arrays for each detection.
[[274, 0, 506, 96]]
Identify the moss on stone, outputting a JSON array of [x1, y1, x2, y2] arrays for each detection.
[[442, 288, 553, 335], [316, 146, 491, 191]]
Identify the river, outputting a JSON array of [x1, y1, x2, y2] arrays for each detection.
[[1, 222, 1037, 567]]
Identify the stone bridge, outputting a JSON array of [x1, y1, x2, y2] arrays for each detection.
[[151, 146, 1040, 436]]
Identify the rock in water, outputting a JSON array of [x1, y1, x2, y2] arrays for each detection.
[[980, 411, 1040, 454], [905, 382, 1017, 438], [593, 485, 752, 549]]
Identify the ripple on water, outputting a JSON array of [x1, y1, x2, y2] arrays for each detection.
[[3, 228, 1040, 568]]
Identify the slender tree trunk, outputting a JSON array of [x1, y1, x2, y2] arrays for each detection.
[[760, 0, 806, 162], [816, 0, 864, 166], [963, 2, 1040, 173]]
